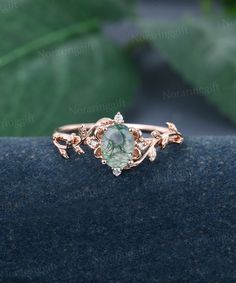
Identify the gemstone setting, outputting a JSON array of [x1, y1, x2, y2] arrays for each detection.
[[114, 112, 124, 124], [101, 124, 135, 172]]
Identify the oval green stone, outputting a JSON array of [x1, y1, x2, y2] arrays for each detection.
[[101, 124, 135, 169]]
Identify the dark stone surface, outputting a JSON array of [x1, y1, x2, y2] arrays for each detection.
[[0, 137, 236, 283]]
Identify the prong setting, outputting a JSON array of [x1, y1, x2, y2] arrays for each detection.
[[53, 113, 183, 176], [114, 112, 124, 124], [112, 168, 122, 177]]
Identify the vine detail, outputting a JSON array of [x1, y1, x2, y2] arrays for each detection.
[[52, 114, 184, 174]]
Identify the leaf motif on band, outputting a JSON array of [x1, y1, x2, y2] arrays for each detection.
[[78, 125, 88, 140], [160, 133, 169, 149], [166, 122, 178, 133], [148, 147, 157, 162], [52, 115, 184, 175]]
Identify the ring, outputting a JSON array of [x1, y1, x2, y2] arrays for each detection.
[[52, 112, 184, 176]]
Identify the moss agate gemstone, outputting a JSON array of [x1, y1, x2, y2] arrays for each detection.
[[101, 124, 135, 169]]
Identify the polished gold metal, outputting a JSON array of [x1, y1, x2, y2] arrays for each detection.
[[52, 113, 184, 176]]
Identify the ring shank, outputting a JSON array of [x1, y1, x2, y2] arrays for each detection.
[[57, 123, 169, 134]]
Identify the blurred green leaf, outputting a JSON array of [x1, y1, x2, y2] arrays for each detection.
[[139, 18, 236, 124], [201, 0, 213, 14], [0, 0, 136, 57], [223, 0, 236, 15], [201, 0, 236, 15], [0, 0, 137, 136]]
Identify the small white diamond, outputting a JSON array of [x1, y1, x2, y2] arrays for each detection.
[[139, 141, 147, 151], [90, 140, 98, 148], [87, 138, 99, 149], [148, 148, 157, 162], [113, 168, 122, 177], [114, 112, 124, 123]]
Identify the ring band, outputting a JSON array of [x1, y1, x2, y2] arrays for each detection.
[[52, 112, 184, 176]]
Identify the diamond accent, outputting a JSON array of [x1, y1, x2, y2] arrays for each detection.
[[148, 148, 157, 162], [113, 168, 122, 176], [86, 137, 99, 149], [139, 141, 148, 151], [114, 112, 124, 124]]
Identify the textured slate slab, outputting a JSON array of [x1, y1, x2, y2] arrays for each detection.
[[0, 137, 236, 282]]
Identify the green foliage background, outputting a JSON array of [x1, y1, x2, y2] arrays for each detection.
[[0, 0, 235, 136], [0, 0, 137, 136], [139, 18, 236, 124]]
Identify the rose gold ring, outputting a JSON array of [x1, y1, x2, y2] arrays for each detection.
[[52, 112, 184, 176]]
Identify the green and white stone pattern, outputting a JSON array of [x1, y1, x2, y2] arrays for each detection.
[[101, 124, 135, 169]]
